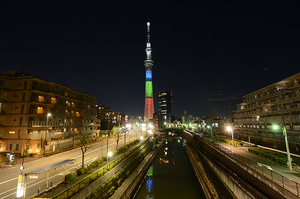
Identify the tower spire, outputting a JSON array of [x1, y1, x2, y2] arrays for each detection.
[[145, 22, 152, 61], [147, 22, 150, 43], [144, 22, 154, 121]]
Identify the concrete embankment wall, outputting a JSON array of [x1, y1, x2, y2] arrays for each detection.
[[186, 145, 220, 199], [195, 147, 253, 199]]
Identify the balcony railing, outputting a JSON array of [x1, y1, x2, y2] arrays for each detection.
[[81, 130, 99, 134], [83, 114, 96, 118], [82, 122, 95, 126], [29, 121, 82, 127], [29, 109, 45, 114]]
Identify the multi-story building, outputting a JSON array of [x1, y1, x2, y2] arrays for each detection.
[[153, 112, 162, 129], [204, 116, 224, 135], [96, 103, 123, 130], [0, 70, 99, 156], [158, 91, 173, 121], [234, 73, 300, 145]]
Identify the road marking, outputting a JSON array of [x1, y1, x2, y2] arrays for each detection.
[[0, 177, 17, 185]]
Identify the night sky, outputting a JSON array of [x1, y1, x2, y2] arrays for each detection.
[[1, 1, 299, 119]]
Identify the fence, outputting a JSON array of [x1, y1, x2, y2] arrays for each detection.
[[202, 137, 300, 197]]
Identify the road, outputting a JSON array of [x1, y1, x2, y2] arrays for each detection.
[[0, 130, 143, 199]]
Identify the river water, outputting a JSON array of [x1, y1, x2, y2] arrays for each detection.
[[133, 137, 206, 199]]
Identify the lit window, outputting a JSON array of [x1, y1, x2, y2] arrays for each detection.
[[9, 131, 15, 134]]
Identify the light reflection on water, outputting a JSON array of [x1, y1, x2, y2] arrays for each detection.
[[133, 138, 206, 199]]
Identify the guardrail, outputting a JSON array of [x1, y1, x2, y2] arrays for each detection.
[[202, 137, 300, 197]]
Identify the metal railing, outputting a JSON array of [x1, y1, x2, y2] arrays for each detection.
[[202, 137, 300, 197]]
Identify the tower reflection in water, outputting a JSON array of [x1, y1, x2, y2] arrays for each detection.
[[145, 166, 154, 199]]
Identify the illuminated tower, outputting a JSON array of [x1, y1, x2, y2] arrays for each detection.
[[144, 22, 154, 121]]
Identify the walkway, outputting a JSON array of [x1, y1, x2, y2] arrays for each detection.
[[207, 137, 300, 183]]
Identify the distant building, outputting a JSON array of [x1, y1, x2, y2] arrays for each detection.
[[204, 116, 224, 135], [96, 103, 123, 130], [234, 73, 300, 140], [153, 112, 162, 129], [0, 70, 99, 156], [158, 91, 173, 121]]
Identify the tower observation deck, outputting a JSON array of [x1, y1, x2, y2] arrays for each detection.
[[144, 22, 154, 121]]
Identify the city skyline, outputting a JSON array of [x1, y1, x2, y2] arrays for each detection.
[[1, 1, 299, 118]]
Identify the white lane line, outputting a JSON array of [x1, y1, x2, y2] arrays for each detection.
[[1, 141, 118, 198], [0, 177, 18, 185]]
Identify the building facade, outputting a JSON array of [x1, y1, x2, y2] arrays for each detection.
[[0, 70, 99, 156], [96, 103, 123, 130], [144, 22, 154, 121], [234, 73, 300, 143], [158, 91, 173, 121]]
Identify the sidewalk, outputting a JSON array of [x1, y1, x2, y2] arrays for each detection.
[[206, 137, 300, 183]]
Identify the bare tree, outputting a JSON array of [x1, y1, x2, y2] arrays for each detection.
[[77, 133, 93, 168], [111, 126, 124, 149]]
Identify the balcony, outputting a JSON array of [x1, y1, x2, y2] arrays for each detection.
[[83, 113, 96, 118], [29, 109, 45, 114], [82, 121, 95, 126], [29, 121, 82, 127], [81, 129, 99, 134], [27, 132, 52, 139], [31, 96, 49, 104]]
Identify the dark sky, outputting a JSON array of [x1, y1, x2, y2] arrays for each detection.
[[1, 1, 299, 119]]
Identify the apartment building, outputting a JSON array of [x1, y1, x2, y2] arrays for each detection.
[[0, 70, 99, 156], [96, 103, 123, 130], [234, 73, 300, 142]]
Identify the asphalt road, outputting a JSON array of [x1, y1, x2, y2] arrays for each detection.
[[0, 130, 143, 199]]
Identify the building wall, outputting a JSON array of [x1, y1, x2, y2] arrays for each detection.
[[233, 73, 300, 141], [158, 91, 173, 121], [0, 71, 99, 155]]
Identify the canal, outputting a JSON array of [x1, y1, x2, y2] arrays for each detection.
[[133, 137, 206, 198]]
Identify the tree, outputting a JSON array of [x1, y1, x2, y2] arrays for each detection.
[[77, 133, 93, 168], [111, 126, 124, 150]]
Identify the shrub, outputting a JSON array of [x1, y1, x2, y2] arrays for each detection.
[[30, 152, 38, 156], [102, 155, 107, 161], [90, 160, 99, 168], [65, 173, 77, 181], [77, 168, 88, 176]]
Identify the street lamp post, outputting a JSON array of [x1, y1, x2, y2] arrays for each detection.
[[107, 151, 112, 170], [227, 126, 234, 147], [44, 113, 51, 155], [273, 124, 292, 170], [207, 125, 213, 138]]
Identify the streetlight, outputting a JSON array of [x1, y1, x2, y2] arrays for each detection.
[[207, 125, 213, 138], [274, 86, 293, 171], [227, 126, 234, 147], [273, 124, 292, 170], [44, 113, 51, 155], [107, 151, 112, 169]]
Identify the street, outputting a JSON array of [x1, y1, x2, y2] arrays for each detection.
[[0, 131, 141, 199]]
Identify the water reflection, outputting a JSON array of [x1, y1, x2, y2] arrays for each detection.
[[145, 166, 154, 198], [134, 138, 206, 199]]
